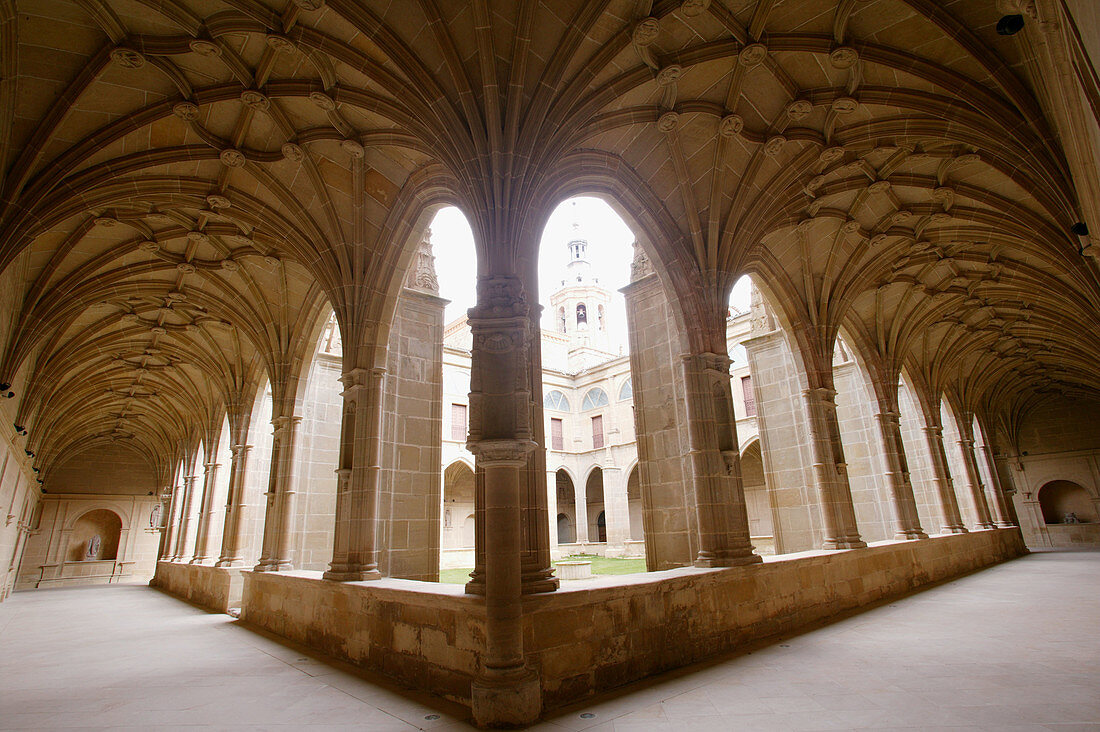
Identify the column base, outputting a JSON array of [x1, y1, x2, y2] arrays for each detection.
[[694, 549, 763, 568], [189, 557, 213, 565], [941, 525, 969, 534], [253, 560, 293, 573], [214, 557, 244, 568], [894, 530, 929, 541], [322, 567, 382, 582], [995, 521, 1017, 528], [471, 667, 541, 728], [521, 565, 559, 595], [975, 522, 998, 530], [822, 538, 867, 550]]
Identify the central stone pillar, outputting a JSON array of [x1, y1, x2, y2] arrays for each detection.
[[873, 411, 928, 540], [601, 465, 631, 549], [681, 352, 760, 567], [802, 387, 866, 549], [920, 422, 968, 534], [160, 480, 182, 560], [324, 367, 385, 581], [255, 414, 303, 572], [172, 474, 198, 561], [190, 461, 221, 564], [956, 436, 996, 529], [978, 443, 1016, 527], [216, 444, 252, 567], [465, 275, 541, 727]]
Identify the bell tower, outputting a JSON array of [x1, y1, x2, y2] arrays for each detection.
[[549, 213, 613, 367]]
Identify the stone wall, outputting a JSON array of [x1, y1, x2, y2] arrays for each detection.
[[240, 571, 484, 702], [743, 329, 823, 552], [151, 561, 245, 613], [238, 529, 1025, 718], [525, 529, 1027, 711], [378, 288, 446, 581], [622, 273, 697, 569]]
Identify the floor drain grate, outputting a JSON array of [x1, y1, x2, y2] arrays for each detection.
[[580, 712, 596, 719], [424, 714, 440, 721]]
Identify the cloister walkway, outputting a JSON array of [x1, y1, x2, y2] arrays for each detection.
[[1, 549, 1097, 731]]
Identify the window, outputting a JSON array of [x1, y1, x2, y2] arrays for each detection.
[[451, 403, 467, 441], [576, 302, 588, 325], [581, 388, 609, 411], [591, 415, 604, 449], [550, 418, 563, 451], [544, 390, 570, 411], [618, 378, 632, 401], [741, 376, 755, 417]]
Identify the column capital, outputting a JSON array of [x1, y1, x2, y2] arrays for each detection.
[[957, 437, 975, 448], [922, 425, 944, 436], [468, 438, 536, 467], [203, 461, 220, 470], [271, 414, 303, 434], [340, 366, 385, 391], [467, 275, 528, 320], [230, 443, 253, 456], [875, 411, 900, 424], [802, 386, 838, 402], [681, 351, 733, 380]]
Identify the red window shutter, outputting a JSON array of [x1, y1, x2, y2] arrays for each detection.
[[741, 376, 756, 417], [591, 415, 604, 449], [551, 418, 563, 451], [451, 403, 467, 441]]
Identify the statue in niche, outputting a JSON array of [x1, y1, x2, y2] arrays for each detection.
[[408, 229, 440, 294], [86, 534, 102, 560], [149, 504, 161, 528], [1063, 512, 1080, 524]]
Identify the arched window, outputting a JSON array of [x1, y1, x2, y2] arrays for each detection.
[[618, 378, 632, 401], [544, 390, 570, 411], [582, 388, 609, 411], [597, 304, 605, 331], [557, 306, 566, 333], [576, 302, 587, 326]]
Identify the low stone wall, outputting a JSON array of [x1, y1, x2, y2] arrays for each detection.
[[233, 528, 1025, 717], [241, 571, 484, 702], [527, 528, 1027, 709], [1043, 523, 1100, 546], [151, 561, 245, 614]]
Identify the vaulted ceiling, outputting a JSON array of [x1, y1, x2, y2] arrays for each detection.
[[1, 0, 1097, 486]]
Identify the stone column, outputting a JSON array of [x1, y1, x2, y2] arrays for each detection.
[[802, 387, 866, 549], [978, 444, 1016, 528], [190, 461, 221, 563], [546, 469, 559, 550], [681, 353, 761, 566], [519, 323, 557, 593], [215, 444, 252, 567], [324, 368, 384, 581], [172, 474, 198, 561], [160, 483, 181, 560], [956, 437, 996, 529], [920, 423, 968, 533], [873, 411, 927, 540], [255, 414, 303, 572], [465, 275, 541, 728], [573, 478, 589, 544], [601, 466, 631, 548]]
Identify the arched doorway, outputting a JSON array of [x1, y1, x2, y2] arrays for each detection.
[[586, 468, 605, 542], [1038, 481, 1097, 524], [69, 509, 122, 562], [626, 466, 643, 541], [555, 470, 576, 545], [442, 462, 476, 549], [741, 441, 776, 555]]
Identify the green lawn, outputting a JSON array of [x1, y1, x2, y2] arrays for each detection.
[[437, 554, 646, 584]]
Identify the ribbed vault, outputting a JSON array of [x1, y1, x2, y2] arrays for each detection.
[[1, 0, 1097, 488]]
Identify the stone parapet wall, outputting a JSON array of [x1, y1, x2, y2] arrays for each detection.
[[527, 528, 1026, 710], [235, 529, 1025, 718], [240, 571, 484, 702], [151, 561, 245, 614]]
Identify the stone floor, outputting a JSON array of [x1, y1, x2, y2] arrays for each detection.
[[1, 549, 1097, 731]]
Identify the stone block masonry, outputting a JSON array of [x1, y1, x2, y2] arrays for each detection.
[[235, 528, 1026, 720]]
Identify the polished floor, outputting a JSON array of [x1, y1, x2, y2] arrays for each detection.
[[1, 549, 1097, 731]]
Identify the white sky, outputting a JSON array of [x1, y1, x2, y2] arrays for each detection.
[[429, 198, 751, 354]]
